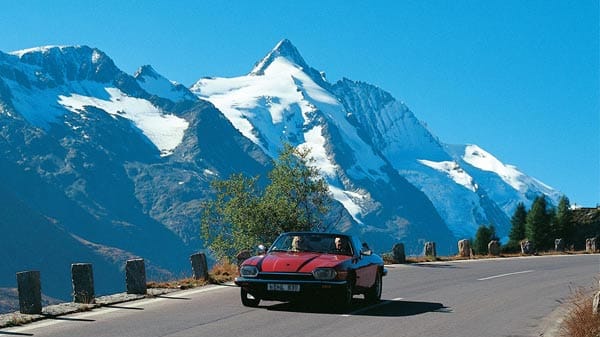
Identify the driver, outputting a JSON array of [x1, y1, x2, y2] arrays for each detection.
[[291, 236, 304, 251]]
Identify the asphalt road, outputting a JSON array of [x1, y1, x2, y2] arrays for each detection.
[[2, 254, 598, 337]]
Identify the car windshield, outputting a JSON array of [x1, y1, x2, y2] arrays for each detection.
[[269, 233, 353, 256]]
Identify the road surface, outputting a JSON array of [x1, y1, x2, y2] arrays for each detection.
[[2, 254, 598, 337]]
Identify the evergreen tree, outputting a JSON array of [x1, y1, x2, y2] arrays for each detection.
[[525, 196, 551, 250], [554, 196, 573, 245], [200, 144, 332, 260], [474, 224, 498, 255], [508, 202, 527, 250]]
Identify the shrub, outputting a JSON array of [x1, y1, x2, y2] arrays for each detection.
[[560, 288, 600, 337]]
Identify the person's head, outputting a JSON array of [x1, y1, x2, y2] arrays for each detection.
[[335, 237, 343, 250], [292, 236, 303, 250]]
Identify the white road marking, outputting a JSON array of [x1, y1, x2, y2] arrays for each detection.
[[341, 297, 403, 317], [477, 270, 534, 281]]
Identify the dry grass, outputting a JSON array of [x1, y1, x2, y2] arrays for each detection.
[[147, 261, 239, 289], [2, 314, 35, 327], [560, 288, 600, 337]]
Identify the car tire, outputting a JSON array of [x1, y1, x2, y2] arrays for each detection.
[[240, 288, 260, 307], [335, 281, 353, 312], [365, 271, 382, 303]]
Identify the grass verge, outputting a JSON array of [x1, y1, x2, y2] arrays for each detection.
[[560, 287, 600, 337], [147, 261, 239, 289]]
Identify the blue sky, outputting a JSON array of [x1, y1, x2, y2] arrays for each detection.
[[1, 0, 598, 206]]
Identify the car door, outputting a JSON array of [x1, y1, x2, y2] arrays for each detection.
[[350, 237, 377, 288]]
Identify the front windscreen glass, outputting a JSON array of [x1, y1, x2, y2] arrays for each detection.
[[269, 233, 353, 255]]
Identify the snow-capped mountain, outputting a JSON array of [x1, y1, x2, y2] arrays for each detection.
[[0, 40, 560, 307], [0, 45, 269, 304], [192, 39, 560, 242]]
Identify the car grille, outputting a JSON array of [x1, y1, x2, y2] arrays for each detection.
[[257, 272, 314, 281]]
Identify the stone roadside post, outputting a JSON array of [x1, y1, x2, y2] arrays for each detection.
[[71, 263, 95, 303], [424, 242, 436, 258], [458, 239, 470, 258], [554, 238, 565, 252], [392, 243, 406, 263], [16, 271, 42, 314], [586, 238, 597, 253], [488, 240, 500, 256], [126, 258, 147, 295], [593, 280, 600, 315], [520, 240, 533, 254], [190, 252, 209, 280]]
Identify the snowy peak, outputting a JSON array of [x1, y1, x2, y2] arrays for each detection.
[[134, 65, 196, 103], [250, 39, 309, 75], [9, 45, 121, 85], [249, 39, 327, 87], [134, 65, 161, 79]]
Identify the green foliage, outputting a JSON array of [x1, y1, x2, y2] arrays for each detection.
[[200, 144, 332, 261], [554, 195, 573, 243], [507, 202, 527, 251], [473, 224, 497, 255], [525, 196, 552, 250]]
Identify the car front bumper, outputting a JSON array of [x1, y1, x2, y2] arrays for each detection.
[[235, 276, 348, 302]]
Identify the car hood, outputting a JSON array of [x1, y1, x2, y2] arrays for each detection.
[[259, 252, 352, 273]]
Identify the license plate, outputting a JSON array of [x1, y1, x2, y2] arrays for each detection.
[[267, 283, 300, 292]]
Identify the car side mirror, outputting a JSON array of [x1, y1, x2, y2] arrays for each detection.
[[257, 244, 267, 255], [361, 248, 372, 256]]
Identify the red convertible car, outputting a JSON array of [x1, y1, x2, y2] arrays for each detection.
[[234, 232, 386, 309]]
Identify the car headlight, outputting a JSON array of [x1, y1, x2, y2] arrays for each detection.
[[312, 268, 337, 280], [240, 265, 259, 277]]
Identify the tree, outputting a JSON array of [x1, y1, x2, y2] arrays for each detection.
[[554, 195, 573, 244], [525, 196, 552, 250], [200, 144, 332, 261], [473, 224, 498, 255], [507, 202, 527, 251]]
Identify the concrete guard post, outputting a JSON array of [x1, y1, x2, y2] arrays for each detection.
[[424, 242, 436, 258], [16, 271, 42, 314], [190, 252, 209, 280], [586, 238, 597, 253], [458, 239, 470, 257], [554, 238, 565, 252], [594, 280, 600, 315], [488, 240, 500, 256], [392, 243, 406, 263], [126, 258, 147, 295], [71, 263, 95, 303], [520, 240, 533, 254]]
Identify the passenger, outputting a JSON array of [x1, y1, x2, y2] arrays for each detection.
[[334, 237, 349, 254]]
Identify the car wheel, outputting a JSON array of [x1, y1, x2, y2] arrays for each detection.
[[365, 271, 382, 303], [240, 288, 260, 307], [335, 282, 353, 311]]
